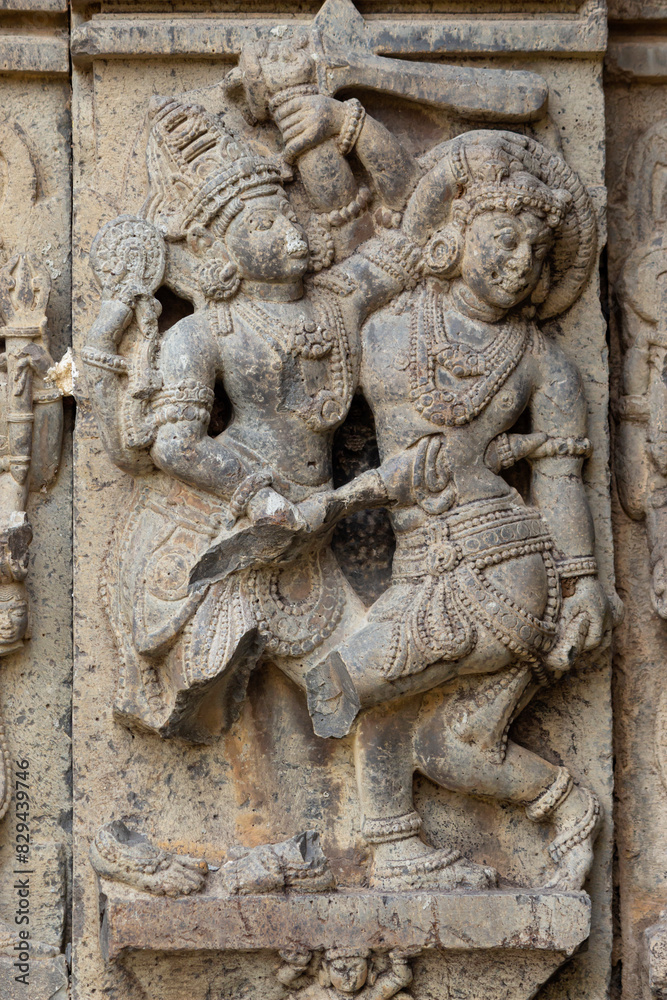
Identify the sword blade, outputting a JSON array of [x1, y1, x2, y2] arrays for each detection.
[[318, 48, 548, 122]]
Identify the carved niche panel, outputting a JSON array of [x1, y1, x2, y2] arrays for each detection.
[[72, 2, 615, 999], [0, 11, 72, 994], [608, 104, 667, 1000]]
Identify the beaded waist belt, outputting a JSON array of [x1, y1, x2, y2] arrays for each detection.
[[393, 496, 553, 581], [392, 497, 560, 658]]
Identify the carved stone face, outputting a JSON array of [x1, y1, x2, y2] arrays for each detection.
[[328, 957, 368, 993], [460, 209, 553, 310], [0, 597, 28, 646], [220, 193, 309, 283]]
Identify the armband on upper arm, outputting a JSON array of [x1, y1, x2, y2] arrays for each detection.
[[152, 381, 214, 428], [357, 231, 423, 291]]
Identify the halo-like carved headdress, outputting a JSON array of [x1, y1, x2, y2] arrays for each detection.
[[142, 96, 283, 240], [449, 144, 572, 231], [409, 130, 597, 319]]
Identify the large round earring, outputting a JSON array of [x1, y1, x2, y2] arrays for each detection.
[[198, 258, 241, 301], [424, 223, 463, 277]]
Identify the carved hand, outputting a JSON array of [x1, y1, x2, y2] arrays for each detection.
[[247, 487, 308, 532], [544, 576, 613, 673], [273, 94, 347, 164]]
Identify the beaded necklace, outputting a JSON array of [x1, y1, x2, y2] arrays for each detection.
[[232, 291, 355, 434], [409, 284, 529, 427]]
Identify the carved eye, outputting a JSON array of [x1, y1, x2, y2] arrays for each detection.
[[250, 214, 274, 232], [534, 244, 550, 260], [497, 230, 518, 250]]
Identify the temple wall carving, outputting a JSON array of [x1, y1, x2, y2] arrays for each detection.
[[0, 2, 658, 998]]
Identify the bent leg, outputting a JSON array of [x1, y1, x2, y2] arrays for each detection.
[[355, 698, 496, 891], [413, 676, 601, 889]]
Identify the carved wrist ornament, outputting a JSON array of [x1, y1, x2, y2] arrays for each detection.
[[81, 347, 129, 375], [555, 555, 598, 579], [337, 98, 366, 156]]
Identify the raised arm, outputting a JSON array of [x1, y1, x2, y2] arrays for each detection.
[[273, 93, 420, 212]]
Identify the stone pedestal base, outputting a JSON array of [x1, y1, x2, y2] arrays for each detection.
[[99, 882, 590, 999]]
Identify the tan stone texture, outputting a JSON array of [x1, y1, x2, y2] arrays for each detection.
[[0, 3, 660, 999], [69, 4, 614, 999]]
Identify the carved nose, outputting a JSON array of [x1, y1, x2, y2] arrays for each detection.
[[510, 245, 532, 272]]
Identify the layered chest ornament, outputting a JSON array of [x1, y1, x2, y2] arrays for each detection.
[[409, 285, 529, 426], [232, 289, 355, 433]]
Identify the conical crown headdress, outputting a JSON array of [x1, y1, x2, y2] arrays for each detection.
[[142, 96, 283, 240]]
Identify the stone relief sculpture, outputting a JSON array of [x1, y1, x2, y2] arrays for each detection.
[[80, 2, 613, 994], [616, 121, 667, 619], [615, 120, 667, 1000], [0, 121, 66, 961]]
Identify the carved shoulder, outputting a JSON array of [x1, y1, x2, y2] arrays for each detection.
[[157, 311, 219, 386], [530, 331, 587, 436]]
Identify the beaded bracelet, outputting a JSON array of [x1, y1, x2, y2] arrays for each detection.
[[81, 346, 128, 375], [556, 555, 598, 579], [320, 186, 371, 229], [337, 98, 366, 156]]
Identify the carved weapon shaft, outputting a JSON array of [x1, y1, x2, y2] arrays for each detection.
[[314, 41, 548, 122], [309, 0, 548, 122], [4, 325, 40, 487]]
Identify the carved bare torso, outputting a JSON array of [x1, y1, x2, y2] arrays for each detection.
[[361, 292, 536, 522], [220, 296, 358, 491]]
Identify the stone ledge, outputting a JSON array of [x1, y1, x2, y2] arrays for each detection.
[[99, 885, 591, 963], [70, 14, 607, 64]]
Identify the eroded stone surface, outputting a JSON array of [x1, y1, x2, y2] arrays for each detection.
[[71, 4, 613, 999]]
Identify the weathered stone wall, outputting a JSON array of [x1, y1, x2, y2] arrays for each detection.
[[0, 2, 661, 999], [606, 3, 667, 998], [0, 4, 71, 1000]]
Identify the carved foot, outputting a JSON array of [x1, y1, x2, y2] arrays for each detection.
[[90, 821, 208, 897], [220, 830, 336, 895], [370, 844, 497, 892], [543, 785, 601, 891], [0, 918, 59, 958]]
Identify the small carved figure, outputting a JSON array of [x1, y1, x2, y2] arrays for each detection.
[[0, 252, 63, 829], [279, 948, 413, 1000], [0, 254, 63, 657]]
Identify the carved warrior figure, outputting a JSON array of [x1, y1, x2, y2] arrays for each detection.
[[82, 73, 426, 890], [283, 130, 612, 892], [616, 121, 667, 619], [83, 34, 610, 897]]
